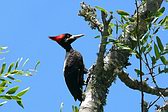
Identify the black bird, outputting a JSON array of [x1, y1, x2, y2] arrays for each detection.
[[49, 33, 87, 102]]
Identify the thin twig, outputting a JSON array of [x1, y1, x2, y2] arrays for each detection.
[[135, 0, 144, 112], [147, 96, 161, 110]]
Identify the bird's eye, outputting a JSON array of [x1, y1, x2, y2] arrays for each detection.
[[67, 34, 70, 38]]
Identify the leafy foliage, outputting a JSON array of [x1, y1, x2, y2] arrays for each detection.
[[0, 46, 40, 108], [106, 3, 168, 111]]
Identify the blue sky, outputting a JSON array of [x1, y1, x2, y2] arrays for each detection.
[[0, 0, 167, 112]]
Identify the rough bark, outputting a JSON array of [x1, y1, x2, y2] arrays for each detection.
[[79, 0, 164, 112]]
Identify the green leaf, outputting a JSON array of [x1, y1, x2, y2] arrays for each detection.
[[153, 27, 160, 34], [10, 70, 24, 75], [17, 87, 30, 97], [11, 96, 21, 101], [156, 36, 164, 52], [121, 15, 129, 21], [128, 17, 135, 22], [0, 46, 8, 50], [156, 7, 165, 17], [0, 81, 8, 94], [0, 80, 8, 87], [0, 101, 7, 106], [15, 58, 20, 69], [140, 46, 146, 53], [109, 23, 115, 28], [95, 6, 107, 14], [145, 40, 153, 54], [158, 7, 165, 13], [134, 69, 144, 76], [94, 35, 100, 38], [117, 10, 129, 16], [140, 33, 149, 45], [6, 86, 19, 94], [7, 76, 15, 80], [0, 87, 6, 94], [0, 95, 12, 100], [160, 56, 168, 65], [115, 21, 119, 34], [119, 46, 132, 51], [34, 60, 40, 70], [8, 62, 15, 73], [159, 16, 167, 25], [0, 63, 6, 75], [151, 56, 156, 65], [17, 100, 24, 108], [154, 43, 160, 59]]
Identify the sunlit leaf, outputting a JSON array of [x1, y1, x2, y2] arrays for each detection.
[[8, 63, 15, 73], [11, 96, 21, 101], [0, 63, 6, 75], [117, 10, 129, 16], [109, 23, 115, 28], [0, 101, 7, 106], [6, 86, 19, 94], [159, 17, 166, 25], [0, 95, 12, 100], [156, 7, 165, 17], [154, 43, 160, 59], [0, 80, 8, 87], [17, 87, 30, 97], [0, 81, 8, 94], [15, 58, 20, 69], [95, 6, 107, 14], [0, 46, 8, 50], [140, 32, 149, 45], [0, 87, 6, 94]]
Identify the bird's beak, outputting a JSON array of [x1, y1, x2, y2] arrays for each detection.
[[70, 34, 84, 39], [49, 36, 54, 40]]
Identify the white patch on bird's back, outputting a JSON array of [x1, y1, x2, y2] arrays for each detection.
[[63, 52, 70, 72]]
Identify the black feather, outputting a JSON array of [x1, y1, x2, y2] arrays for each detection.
[[64, 49, 84, 102]]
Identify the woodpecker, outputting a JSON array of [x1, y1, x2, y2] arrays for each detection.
[[49, 33, 87, 102]]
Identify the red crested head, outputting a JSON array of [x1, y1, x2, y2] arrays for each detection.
[[49, 34, 66, 43], [49, 33, 84, 51]]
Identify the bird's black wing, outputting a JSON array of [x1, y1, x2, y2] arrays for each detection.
[[64, 50, 85, 102]]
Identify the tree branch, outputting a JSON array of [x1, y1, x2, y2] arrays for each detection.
[[118, 71, 168, 96], [78, 0, 164, 112]]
